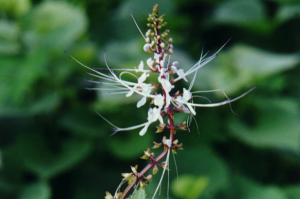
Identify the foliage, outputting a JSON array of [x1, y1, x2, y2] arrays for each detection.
[[0, 0, 300, 199]]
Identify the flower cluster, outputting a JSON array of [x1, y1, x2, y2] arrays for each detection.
[[69, 4, 255, 199]]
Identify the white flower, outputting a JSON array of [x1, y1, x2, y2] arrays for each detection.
[[125, 72, 154, 108], [135, 61, 144, 72], [139, 107, 164, 136], [154, 52, 167, 67], [173, 88, 195, 115], [154, 94, 164, 108], [146, 57, 155, 71], [170, 61, 179, 73], [176, 68, 188, 82]]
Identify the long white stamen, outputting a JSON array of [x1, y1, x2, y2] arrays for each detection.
[[85, 72, 117, 83], [172, 153, 181, 199], [84, 79, 120, 85], [152, 149, 170, 199], [99, 91, 129, 95], [104, 52, 155, 98], [93, 107, 119, 129], [65, 51, 118, 82], [176, 86, 256, 108], [192, 95, 212, 103], [192, 88, 238, 115], [130, 13, 146, 40], [119, 71, 139, 80], [83, 87, 128, 91], [114, 179, 126, 198], [189, 45, 204, 91], [110, 122, 148, 136], [174, 39, 232, 83], [191, 114, 200, 137], [131, 183, 139, 199]]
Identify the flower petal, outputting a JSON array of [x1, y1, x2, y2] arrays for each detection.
[[139, 123, 150, 136], [137, 96, 147, 108]]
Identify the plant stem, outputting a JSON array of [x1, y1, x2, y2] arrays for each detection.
[[119, 107, 175, 199]]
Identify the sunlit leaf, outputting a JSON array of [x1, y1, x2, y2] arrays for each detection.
[[131, 188, 147, 199], [171, 175, 209, 199], [276, 4, 300, 23], [24, 1, 87, 51], [233, 174, 288, 199], [0, 0, 31, 18], [284, 185, 300, 199], [198, 44, 300, 95], [19, 181, 51, 199], [0, 20, 20, 55]]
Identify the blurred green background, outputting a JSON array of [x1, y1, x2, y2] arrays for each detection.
[[0, 0, 300, 198]]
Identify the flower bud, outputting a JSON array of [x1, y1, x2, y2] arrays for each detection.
[[105, 191, 113, 199], [178, 121, 187, 131], [144, 174, 153, 182], [159, 161, 169, 170], [121, 173, 133, 181], [153, 165, 159, 175], [152, 141, 162, 149], [146, 29, 151, 37], [143, 44, 151, 52], [130, 165, 138, 173]]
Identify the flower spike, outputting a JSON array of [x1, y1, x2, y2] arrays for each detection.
[[70, 4, 255, 199]]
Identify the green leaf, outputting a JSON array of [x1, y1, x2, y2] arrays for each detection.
[[171, 175, 209, 199], [0, 20, 20, 55], [147, 144, 229, 198], [24, 1, 87, 51], [228, 97, 300, 152], [0, 0, 31, 18], [19, 181, 51, 199], [108, 127, 154, 160], [276, 4, 300, 23], [213, 0, 272, 32], [233, 175, 288, 199], [131, 188, 147, 199], [197, 44, 300, 96], [12, 131, 93, 179], [284, 185, 300, 199]]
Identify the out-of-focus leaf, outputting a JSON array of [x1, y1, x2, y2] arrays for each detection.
[[59, 107, 108, 138], [284, 185, 300, 199], [0, 93, 60, 117], [0, 20, 20, 55], [19, 181, 51, 199], [234, 175, 288, 199], [171, 175, 209, 199], [108, 127, 154, 159], [131, 188, 147, 199], [160, 144, 228, 198], [0, 151, 2, 168], [24, 1, 87, 51], [269, 0, 300, 3], [0, 0, 31, 18], [12, 131, 93, 179], [196, 44, 300, 95], [213, 0, 272, 32], [229, 97, 300, 152], [276, 4, 300, 23], [0, 52, 50, 106]]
